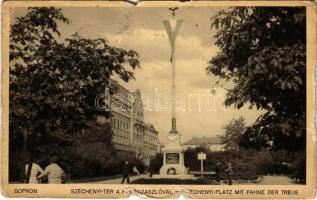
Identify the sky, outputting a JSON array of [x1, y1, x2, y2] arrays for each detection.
[[11, 7, 264, 144]]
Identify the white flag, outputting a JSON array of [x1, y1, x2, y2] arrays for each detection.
[[163, 19, 183, 62]]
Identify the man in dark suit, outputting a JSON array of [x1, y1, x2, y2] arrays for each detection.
[[121, 161, 130, 184], [215, 163, 221, 183]]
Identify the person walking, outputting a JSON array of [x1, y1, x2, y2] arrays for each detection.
[[226, 163, 233, 185], [121, 161, 130, 184], [215, 163, 221, 183], [44, 155, 65, 184], [25, 161, 45, 183]]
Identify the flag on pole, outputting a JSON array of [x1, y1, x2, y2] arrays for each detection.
[[163, 19, 183, 63]]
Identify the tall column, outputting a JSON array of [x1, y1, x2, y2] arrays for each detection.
[[163, 11, 183, 134], [171, 42, 177, 133]]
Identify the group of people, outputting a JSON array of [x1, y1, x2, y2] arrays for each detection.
[[25, 155, 65, 184], [27, 158, 135, 184], [215, 162, 233, 185], [25, 158, 232, 184]]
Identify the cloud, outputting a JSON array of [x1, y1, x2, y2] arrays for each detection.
[[104, 28, 219, 63], [114, 57, 265, 144], [76, 23, 261, 144], [11, 7, 264, 144]]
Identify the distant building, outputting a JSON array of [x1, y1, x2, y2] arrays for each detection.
[[108, 80, 159, 166], [182, 136, 225, 152], [135, 123, 159, 166]]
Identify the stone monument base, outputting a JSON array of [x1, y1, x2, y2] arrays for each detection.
[[158, 133, 191, 178], [159, 163, 188, 176], [152, 174, 195, 179]]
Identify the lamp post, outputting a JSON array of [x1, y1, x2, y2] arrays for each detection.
[[96, 115, 107, 125]]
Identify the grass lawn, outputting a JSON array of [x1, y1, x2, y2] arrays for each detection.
[[130, 178, 218, 185]]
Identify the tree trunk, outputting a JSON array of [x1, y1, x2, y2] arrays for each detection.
[[23, 129, 34, 183], [25, 158, 33, 183]]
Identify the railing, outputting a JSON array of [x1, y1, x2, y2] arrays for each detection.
[[188, 171, 262, 184], [188, 171, 216, 175]]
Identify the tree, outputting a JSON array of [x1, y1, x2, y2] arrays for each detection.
[[149, 153, 163, 174], [184, 146, 208, 171], [9, 7, 139, 182], [221, 117, 246, 151], [207, 7, 306, 152]]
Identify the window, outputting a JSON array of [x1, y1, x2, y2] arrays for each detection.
[[119, 136, 122, 144]]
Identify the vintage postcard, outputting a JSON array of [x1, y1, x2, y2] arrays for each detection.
[[1, 0, 316, 199]]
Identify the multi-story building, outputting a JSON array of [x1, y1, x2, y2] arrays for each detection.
[[107, 80, 159, 166], [137, 123, 159, 166], [182, 136, 225, 152]]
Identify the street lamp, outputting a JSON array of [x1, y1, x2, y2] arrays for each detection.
[[96, 115, 107, 125], [96, 109, 111, 126]]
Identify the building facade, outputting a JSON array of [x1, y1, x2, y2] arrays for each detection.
[[182, 136, 225, 152], [108, 80, 159, 166]]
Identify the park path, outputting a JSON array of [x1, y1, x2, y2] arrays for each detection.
[[259, 175, 295, 185], [91, 174, 148, 184], [83, 175, 295, 185]]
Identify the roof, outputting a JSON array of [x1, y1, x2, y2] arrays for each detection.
[[134, 122, 159, 134], [183, 136, 222, 145], [110, 79, 143, 105], [109, 79, 131, 98], [146, 123, 159, 134]]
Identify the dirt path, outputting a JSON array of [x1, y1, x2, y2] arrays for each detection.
[[90, 174, 148, 184], [259, 175, 295, 185]]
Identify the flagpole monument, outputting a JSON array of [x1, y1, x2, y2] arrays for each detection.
[[157, 8, 190, 178]]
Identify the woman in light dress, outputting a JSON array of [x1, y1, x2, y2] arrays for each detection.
[[133, 166, 140, 175], [44, 155, 65, 183], [25, 162, 45, 183]]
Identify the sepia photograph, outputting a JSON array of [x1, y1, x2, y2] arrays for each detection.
[[1, 1, 316, 198]]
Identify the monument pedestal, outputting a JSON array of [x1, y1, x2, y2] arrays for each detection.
[[157, 133, 192, 178], [159, 148, 187, 176], [153, 15, 194, 180]]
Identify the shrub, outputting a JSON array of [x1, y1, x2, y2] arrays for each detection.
[[184, 146, 209, 171], [61, 144, 144, 179], [184, 147, 275, 180], [183, 147, 307, 181], [61, 142, 114, 178], [290, 151, 306, 183], [232, 163, 258, 180], [259, 162, 293, 175], [149, 153, 163, 174], [9, 151, 25, 182]]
